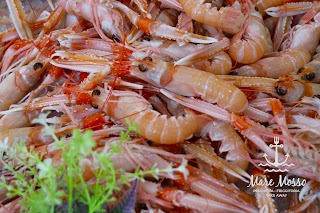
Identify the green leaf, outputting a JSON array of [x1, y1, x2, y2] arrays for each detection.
[[0, 114, 172, 213]]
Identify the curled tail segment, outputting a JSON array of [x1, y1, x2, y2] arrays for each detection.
[[179, 0, 245, 34], [193, 72, 248, 113], [102, 94, 206, 144], [131, 109, 204, 144]]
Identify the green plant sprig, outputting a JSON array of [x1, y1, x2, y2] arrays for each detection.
[[0, 114, 189, 213]]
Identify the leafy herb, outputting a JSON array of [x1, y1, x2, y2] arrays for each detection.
[[0, 115, 188, 212]]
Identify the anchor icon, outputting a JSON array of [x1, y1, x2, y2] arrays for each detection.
[[263, 136, 290, 167]]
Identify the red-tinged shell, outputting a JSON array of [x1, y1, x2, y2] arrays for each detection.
[[80, 72, 89, 82], [49, 66, 64, 79], [269, 99, 283, 116], [141, 91, 153, 100], [111, 44, 132, 77], [231, 114, 251, 132], [158, 187, 177, 202], [173, 165, 201, 188], [76, 93, 92, 105], [136, 17, 153, 34], [63, 85, 77, 95], [12, 39, 31, 49], [83, 112, 106, 130]]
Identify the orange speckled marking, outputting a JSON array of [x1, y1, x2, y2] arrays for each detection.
[[79, 72, 89, 82], [83, 112, 106, 130], [12, 39, 31, 49], [302, 82, 313, 97], [269, 99, 283, 115], [158, 187, 176, 201], [49, 66, 64, 79], [63, 85, 77, 94], [231, 114, 251, 131], [76, 93, 92, 105], [136, 18, 153, 34]]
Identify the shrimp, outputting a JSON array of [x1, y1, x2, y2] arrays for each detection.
[[155, 0, 183, 11], [58, 0, 124, 41], [36, 5, 66, 38], [280, 5, 320, 55], [0, 111, 41, 131], [50, 51, 112, 73], [299, 1, 320, 25], [273, 16, 292, 51], [182, 142, 250, 182], [138, 165, 257, 212], [300, 180, 320, 201], [273, 78, 320, 102], [231, 114, 320, 181], [265, 2, 313, 17], [200, 120, 250, 182], [228, 3, 269, 64], [33, 138, 141, 180], [296, 55, 320, 83], [251, 169, 277, 213], [131, 55, 248, 113], [193, 51, 233, 75], [112, 1, 218, 44], [92, 89, 208, 144], [173, 166, 257, 210], [159, 188, 248, 213], [6, 0, 33, 40], [0, 126, 54, 147], [136, 37, 230, 66], [230, 48, 311, 78], [0, 59, 48, 111], [0, 19, 47, 44], [178, 0, 245, 34], [221, 75, 320, 102], [255, 0, 298, 15], [1, 39, 33, 74], [286, 25, 320, 56]]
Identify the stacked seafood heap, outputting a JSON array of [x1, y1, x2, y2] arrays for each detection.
[[0, 0, 320, 212]]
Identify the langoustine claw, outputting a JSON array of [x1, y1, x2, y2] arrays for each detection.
[[5, 0, 33, 40], [251, 168, 277, 213], [112, 1, 218, 44], [265, 2, 313, 17]]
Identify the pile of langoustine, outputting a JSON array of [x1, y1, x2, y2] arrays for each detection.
[[1, 0, 320, 212]]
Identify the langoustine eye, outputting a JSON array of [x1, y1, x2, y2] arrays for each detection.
[[138, 57, 153, 72], [302, 72, 315, 81], [92, 89, 101, 96], [275, 85, 287, 96], [33, 62, 43, 70]]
